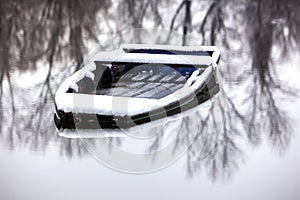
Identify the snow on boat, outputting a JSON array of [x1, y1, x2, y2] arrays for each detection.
[[54, 44, 220, 129]]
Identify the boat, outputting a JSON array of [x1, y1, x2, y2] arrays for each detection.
[[54, 44, 221, 129]]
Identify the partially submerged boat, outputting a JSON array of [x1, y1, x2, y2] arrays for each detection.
[[54, 44, 220, 129]]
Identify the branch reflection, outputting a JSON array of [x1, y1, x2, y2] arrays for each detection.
[[0, 0, 299, 181]]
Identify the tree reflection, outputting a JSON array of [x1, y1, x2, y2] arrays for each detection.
[[185, 0, 299, 180], [0, 0, 110, 156], [243, 0, 298, 149], [0, 0, 299, 181]]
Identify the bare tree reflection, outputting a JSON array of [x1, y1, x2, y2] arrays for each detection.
[[184, 0, 299, 180], [0, 0, 110, 156], [0, 0, 299, 181], [243, 0, 298, 149], [137, 0, 298, 180]]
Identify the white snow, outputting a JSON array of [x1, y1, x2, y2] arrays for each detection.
[[55, 66, 213, 116], [55, 93, 160, 116], [85, 71, 95, 80], [54, 44, 219, 116], [190, 65, 213, 91], [120, 43, 220, 65], [55, 62, 96, 94], [94, 51, 213, 66]]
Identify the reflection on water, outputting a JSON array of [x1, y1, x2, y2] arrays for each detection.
[[0, 0, 299, 182]]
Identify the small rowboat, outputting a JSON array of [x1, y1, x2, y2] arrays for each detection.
[[54, 44, 220, 129]]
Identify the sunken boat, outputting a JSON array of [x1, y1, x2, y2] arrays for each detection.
[[54, 44, 221, 129]]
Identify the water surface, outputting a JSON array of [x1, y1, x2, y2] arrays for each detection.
[[0, 0, 300, 199]]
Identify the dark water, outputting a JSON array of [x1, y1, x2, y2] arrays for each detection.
[[1, 0, 300, 199]]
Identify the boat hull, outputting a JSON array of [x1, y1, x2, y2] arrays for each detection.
[[54, 74, 219, 130]]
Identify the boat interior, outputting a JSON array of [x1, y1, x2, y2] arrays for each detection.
[[69, 62, 207, 99]]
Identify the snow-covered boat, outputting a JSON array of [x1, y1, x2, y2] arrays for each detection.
[[54, 44, 220, 129]]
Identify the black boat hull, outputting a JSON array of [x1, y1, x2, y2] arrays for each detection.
[[54, 74, 219, 130]]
